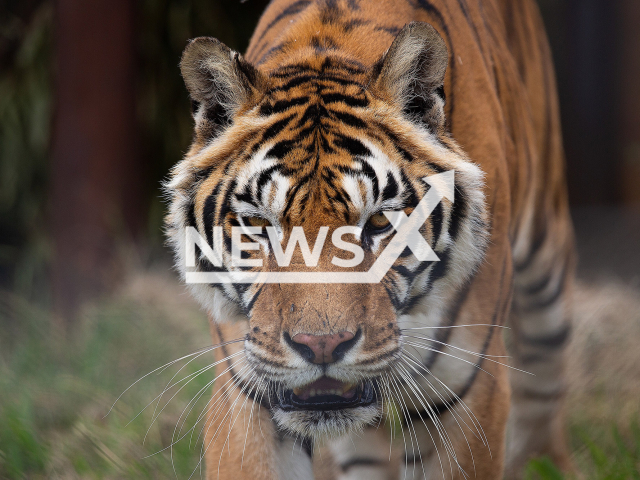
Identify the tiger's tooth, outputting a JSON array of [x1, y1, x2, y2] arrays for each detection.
[[309, 389, 316, 397], [293, 387, 302, 396]]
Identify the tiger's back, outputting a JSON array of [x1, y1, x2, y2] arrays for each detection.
[[247, 0, 571, 258], [166, 0, 574, 478]]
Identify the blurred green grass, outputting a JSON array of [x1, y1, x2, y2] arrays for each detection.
[[0, 273, 215, 479], [1, 274, 639, 479]]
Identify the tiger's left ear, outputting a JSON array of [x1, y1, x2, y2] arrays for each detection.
[[371, 22, 448, 134], [180, 37, 266, 137]]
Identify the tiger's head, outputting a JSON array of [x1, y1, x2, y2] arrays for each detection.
[[166, 23, 489, 441]]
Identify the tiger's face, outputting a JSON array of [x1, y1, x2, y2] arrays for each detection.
[[166, 23, 488, 440]]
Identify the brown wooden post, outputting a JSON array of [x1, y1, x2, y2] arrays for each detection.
[[50, 0, 141, 324], [619, 0, 640, 205]]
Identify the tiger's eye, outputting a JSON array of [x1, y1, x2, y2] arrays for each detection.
[[368, 212, 391, 230], [245, 216, 271, 228]]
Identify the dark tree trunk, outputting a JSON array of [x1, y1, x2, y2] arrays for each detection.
[[619, 0, 640, 205], [561, 0, 619, 205], [50, 0, 142, 323]]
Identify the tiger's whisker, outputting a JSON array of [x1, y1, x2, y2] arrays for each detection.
[[395, 362, 471, 478], [403, 333, 510, 358], [143, 350, 244, 444], [400, 324, 510, 330], [403, 337, 533, 375], [137, 350, 245, 440], [402, 350, 490, 451], [187, 364, 256, 479], [141, 359, 248, 459], [403, 341, 496, 377], [105, 338, 244, 419], [386, 372, 439, 480], [172, 358, 247, 450]]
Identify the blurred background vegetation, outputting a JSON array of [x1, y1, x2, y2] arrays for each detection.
[[1, 0, 639, 478], [1, 0, 639, 305]]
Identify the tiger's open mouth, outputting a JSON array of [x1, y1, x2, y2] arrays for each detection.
[[276, 377, 376, 411]]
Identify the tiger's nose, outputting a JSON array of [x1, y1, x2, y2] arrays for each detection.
[[289, 331, 357, 364]]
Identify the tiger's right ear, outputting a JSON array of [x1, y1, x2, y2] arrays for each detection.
[[180, 37, 266, 136], [371, 22, 448, 135]]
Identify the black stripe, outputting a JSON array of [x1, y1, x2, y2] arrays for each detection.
[[514, 224, 547, 273], [341, 457, 386, 472], [270, 74, 364, 93], [518, 256, 571, 311], [400, 265, 437, 313], [456, 0, 487, 61], [319, 55, 367, 74], [321, 92, 369, 108], [301, 436, 313, 457], [448, 182, 467, 241], [400, 169, 419, 207], [281, 171, 315, 220], [373, 122, 414, 163], [296, 103, 328, 129], [235, 190, 257, 207], [253, 0, 311, 48], [426, 248, 450, 285], [319, 0, 341, 24], [218, 180, 237, 253], [261, 114, 295, 142], [343, 17, 370, 31], [333, 135, 371, 157], [431, 201, 444, 245], [192, 165, 215, 184], [381, 172, 399, 201], [202, 182, 222, 247], [519, 324, 570, 349], [423, 258, 509, 417], [331, 109, 367, 129], [260, 96, 309, 116], [422, 254, 503, 370], [310, 35, 338, 52], [519, 271, 553, 296], [265, 140, 296, 160], [319, 131, 335, 153], [257, 41, 292, 65], [245, 285, 263, 314], [347, 0, 360, 10], [383, 282, 403, 311], [516, 387, 564, 401], [270, 63, 314, 78], [374, 25, 401, 35], [186, 201, 197, 228], [215, 325, 273, 410], [356, 158, 380, 198], [256, 164, 284, 193], [403, 455, 423, 465]]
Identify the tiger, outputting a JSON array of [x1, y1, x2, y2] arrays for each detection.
[[164, 0, 575, 478]]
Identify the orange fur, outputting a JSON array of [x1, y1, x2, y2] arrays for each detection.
[[166, 0, 574, 478]]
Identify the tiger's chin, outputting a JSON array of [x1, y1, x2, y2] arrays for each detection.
[[269, 378, 381, 440]]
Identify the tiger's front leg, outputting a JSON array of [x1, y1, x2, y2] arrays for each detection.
[[320, 331, 510, 480], [204, 322, 315, 480], [394, 344, 510, 480], [323, 426, 400, 480]]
